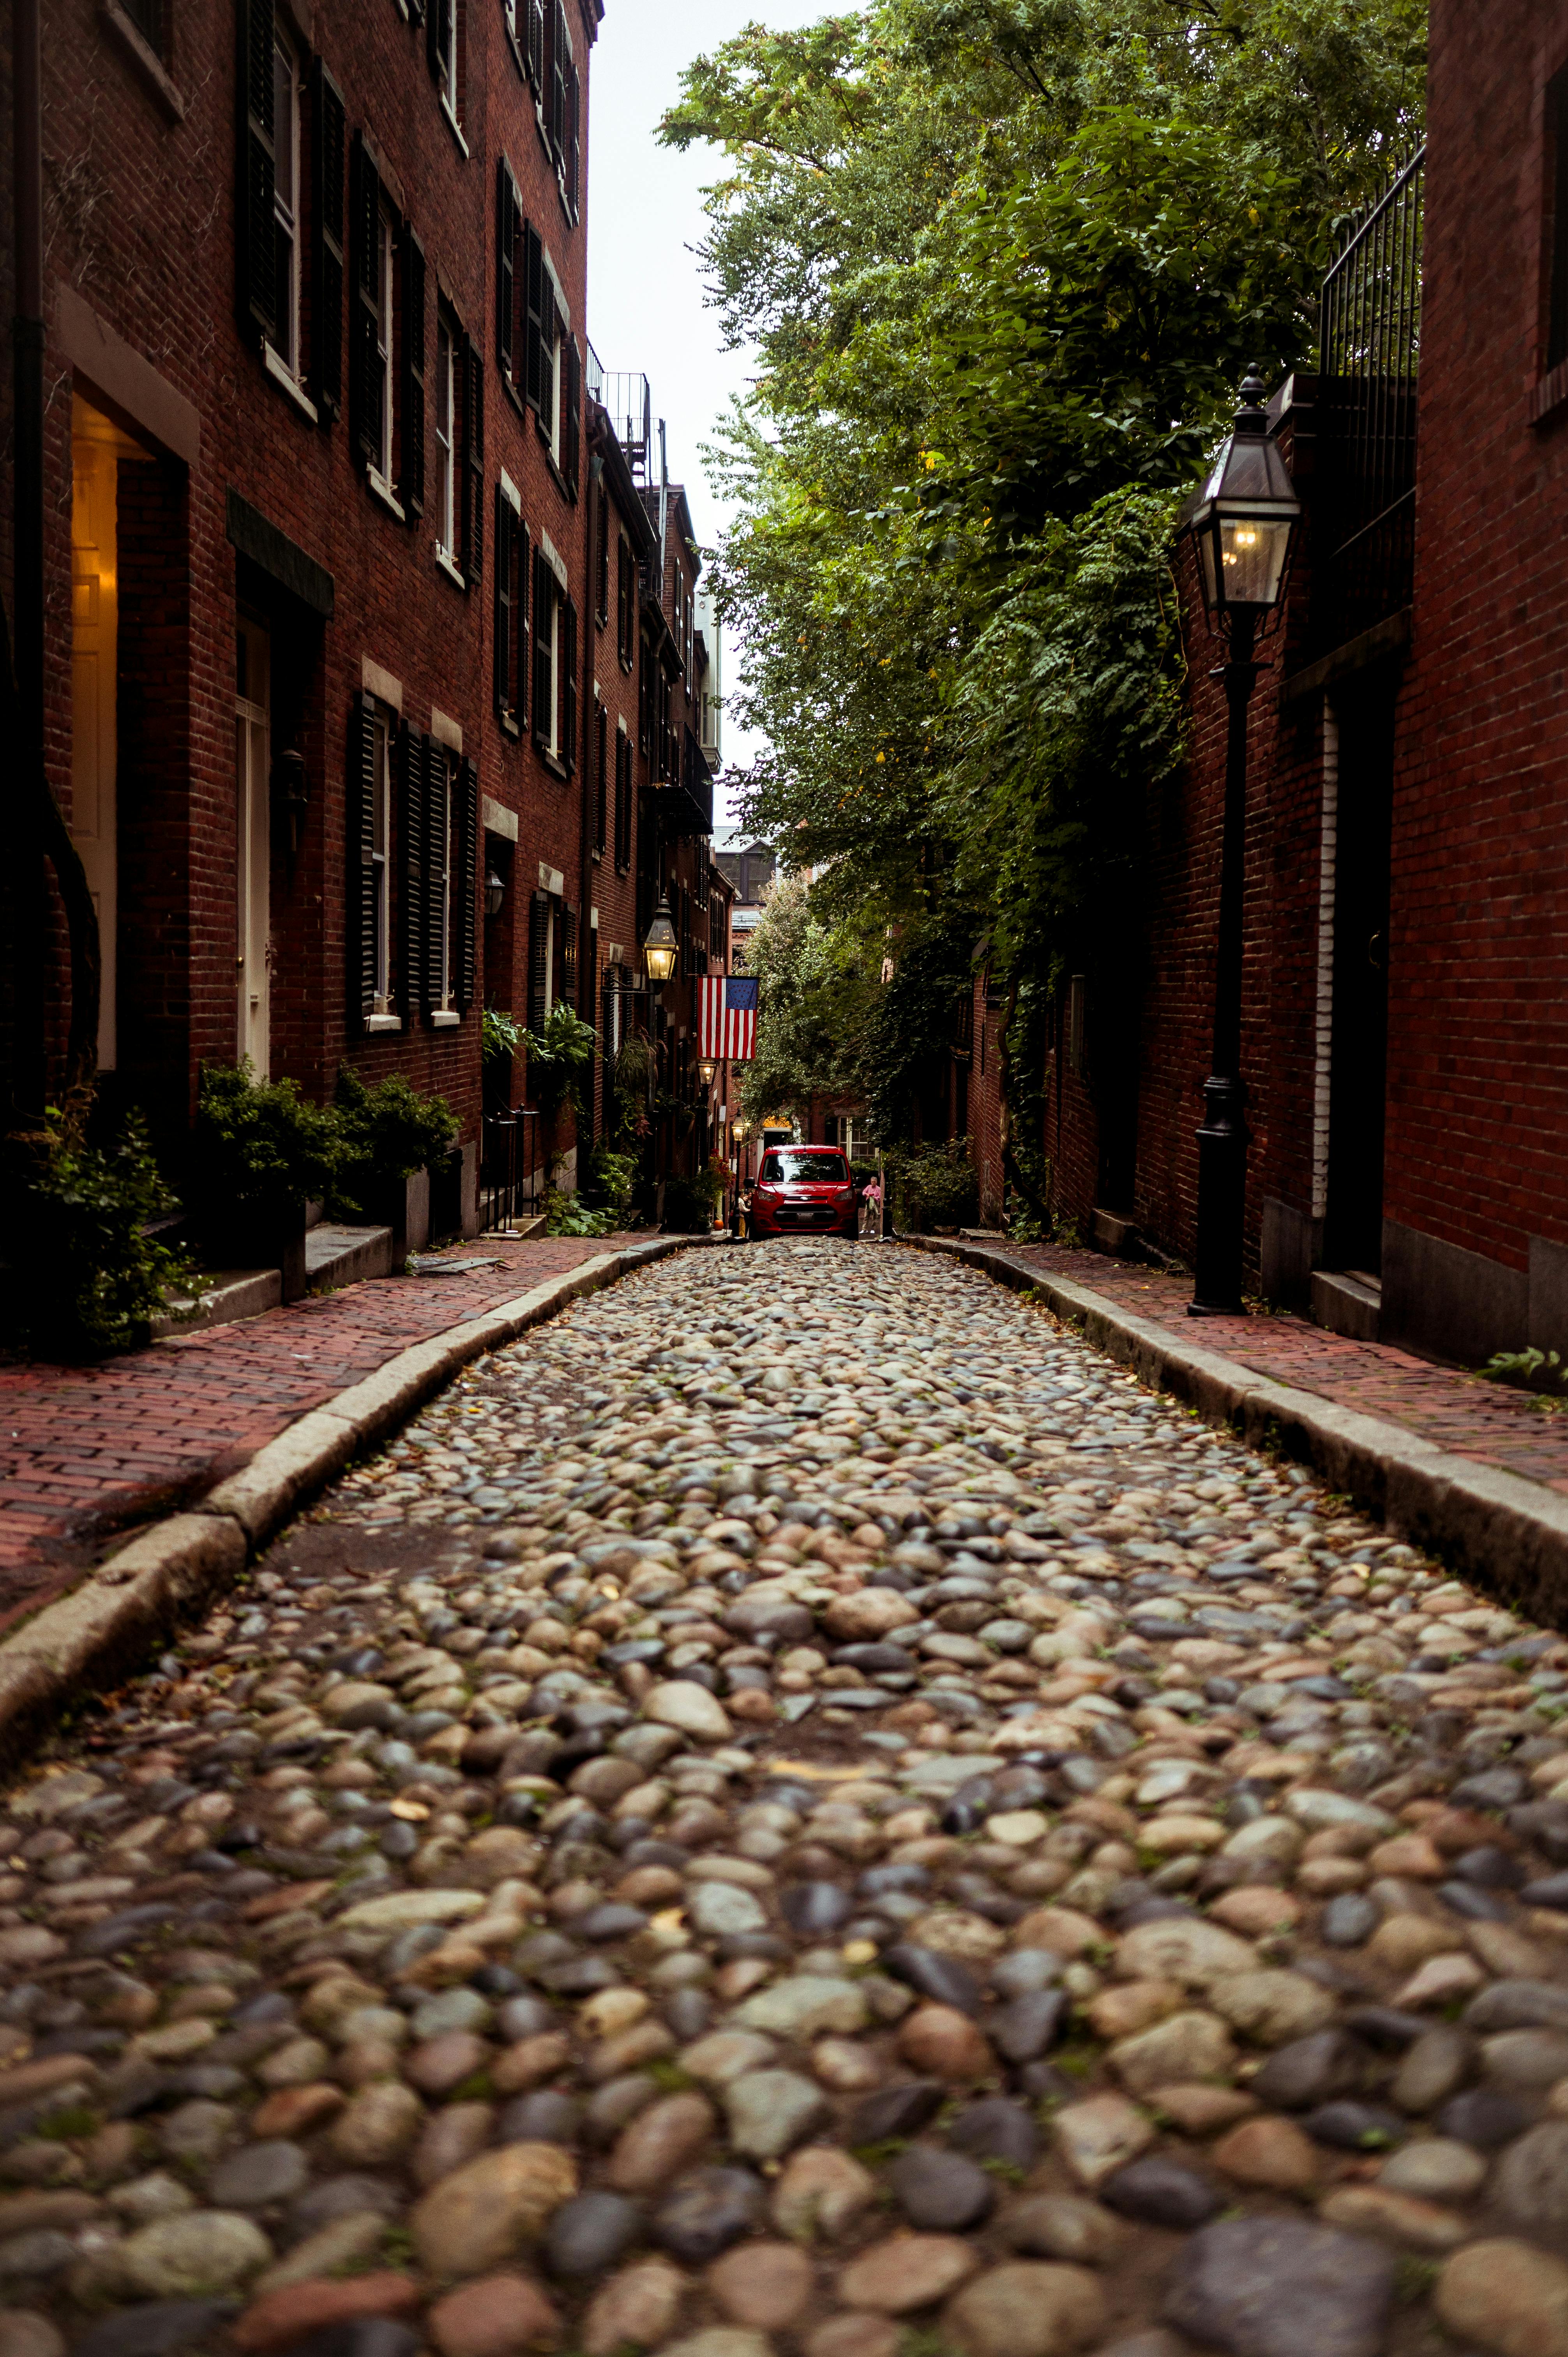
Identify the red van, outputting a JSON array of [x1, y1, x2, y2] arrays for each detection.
[[749, 1145, 859, 1240]]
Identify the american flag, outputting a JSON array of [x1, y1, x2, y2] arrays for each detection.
[[700, 974, 759, 1062]]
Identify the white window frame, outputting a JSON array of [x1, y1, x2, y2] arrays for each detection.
[[438, 0, 461, 128], [371, 201, 395, 488], [271, 27, 301, 380], [369, 711, 394, 1017], [434, 316, 456, 563], [541, 587, 559, 756]]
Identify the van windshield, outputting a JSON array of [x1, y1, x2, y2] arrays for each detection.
[[760, 1151, 846, 1183]]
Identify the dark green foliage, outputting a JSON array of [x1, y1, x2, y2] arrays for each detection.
[[1, 1105, 196, 1358], [662, 1175, 717, 1233], [330, 1067, 459, 1219], [194, 1061, 339, 1213], [885, 1141, 980, 1231]]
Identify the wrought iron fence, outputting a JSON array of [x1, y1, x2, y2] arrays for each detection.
[[480, 1106, 541, 1233], [1314, 145, 1424, 648]]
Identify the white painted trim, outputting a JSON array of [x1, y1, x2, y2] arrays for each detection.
[[431, 708, 463, 754], [435, 547, 469, 594], [367, 1012, 403, 1033], [362, 658, 402, 712], [483, 794, 518, 842], [263, 341, 319, 423], [500, 468, 522, 513], [431, 1008, 462, 1027], [539, 530, 569, 589]]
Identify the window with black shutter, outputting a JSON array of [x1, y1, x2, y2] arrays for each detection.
[[495, 489, 515, 726], [526, 0, 545, 94], [399, 724, 429, 1017], [497, 160, 519, 383], [238, 0, 277, 342], [614, 727, 632, 874], [454, 756, 479, 1014], [593, 701, 607, 855], [596, 492, 609, 626], [560, 903, 578, 1011], [401, 230, 426, 517], [425, 745, 452, 1014], [462, 338, 484, 585], [550, 0, 567, 159], [349, 134, 382, 473], [348, 692, 378, 1028], [527, 889, 551, 1030], [618, 537, 634, 670], [532, 551, 558, 755], [523, 222, 546, 413], [427, 0, 458, 119], [563, 337, 581, 498], [310, 61, 344, 419], [566, 61, 581, 217], [562, 597, 578, 771], [518, 522, 531, 732]]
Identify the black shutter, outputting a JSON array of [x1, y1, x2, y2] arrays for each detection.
[[526, 0, 545, 91], [497, 160, 517, 381], [401, 228, 426, 517], [615, 731, 630, 871], [494, 490, 513, 720], [523, 223, 545, 414], [424, 744, 448, 1012], [532, 550, 552, 743], [238, 0, 276, 339], [518, 522, 531, 731], [550, 0, 567, 156], [463, 339, 485, 585], [540, 284, 557, 445], [562, 597, 578, 772], [399, 723, 427, 1017], [594, 701, 607, 854], [560, 904, 578, 1011], [563, 337, 581, 498], [567, 62, 581, 216], [455, 756, 479, 1014], [348, 692, 377, 1027], [349, 133, 380, 470], [310, 60, 345, 419], [527, 891, 550, 1031], [596, 489, 609, 624]]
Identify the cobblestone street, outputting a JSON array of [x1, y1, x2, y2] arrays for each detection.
[[4, 1241, 1568, 2357]]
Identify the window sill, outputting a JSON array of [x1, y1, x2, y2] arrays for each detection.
[[367, 1012, 403, 1033], [440, 94, 470, 159], [99, 0, 184, 121], [498, 709, 521, 740], [366, 468, 405, 522], [430, 1008, 462, 1028], [435, 546, 468, 592], [263, 342, 320, 423]]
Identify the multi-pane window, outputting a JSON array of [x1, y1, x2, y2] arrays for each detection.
[[373, 203, 394, 483], [271, 30, 301, 378], [530, 554, 577, 770], [593, 700, 607, 855], [370, 712, 392, 1011], [435, 318, 456, 560]]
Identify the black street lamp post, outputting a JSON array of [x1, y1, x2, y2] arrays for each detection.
[[1182, 373, 1300, 1315]]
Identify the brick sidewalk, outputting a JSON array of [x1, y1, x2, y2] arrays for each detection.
[[991, 1238, 1568, 1497], [0, 1233, 655, 1613]]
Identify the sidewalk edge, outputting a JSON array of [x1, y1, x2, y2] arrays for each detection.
[[0, 1235, 703, 1771], [905, 1235, 1568, 1618]]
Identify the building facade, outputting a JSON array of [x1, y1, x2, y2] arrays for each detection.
[[4, 0, 727, 1243]]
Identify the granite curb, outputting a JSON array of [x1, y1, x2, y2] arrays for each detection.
[[904, 1233, 1568, 1617], [0, 1234, 708, 1769]]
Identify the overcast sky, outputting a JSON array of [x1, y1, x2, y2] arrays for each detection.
[[586, 0, 824, 816]]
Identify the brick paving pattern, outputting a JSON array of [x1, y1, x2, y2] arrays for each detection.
[[0, 1235, 648, 1613], [996, 1242, 1568, 1495]]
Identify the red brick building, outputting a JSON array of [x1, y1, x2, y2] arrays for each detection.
[[3, 0, 727, 1241], [1004, 0, 1568, 1362]]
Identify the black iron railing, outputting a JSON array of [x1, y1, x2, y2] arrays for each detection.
[[481, 1106, 541, 1233], [1314, 145, 1424, 648]]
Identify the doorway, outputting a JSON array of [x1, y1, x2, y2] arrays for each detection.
[[235, 618, 272, 1076], [70, 400, 126, 1073], [1323, 677, 1395, 1274]]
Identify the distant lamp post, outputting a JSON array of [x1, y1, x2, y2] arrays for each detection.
[[1182, 369, 1300, 1316], [730, 1116, 750, 1240], [698, 1055, 717, 1087], [642, 894, 679, 985], [485, 868, 506, 921]]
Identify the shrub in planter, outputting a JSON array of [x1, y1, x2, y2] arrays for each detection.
[[662, 1173, 714, 1233], [193, 1062, 339, 1290], [330, 1068, 459, 1225], [0, 1104, 196, 1358]]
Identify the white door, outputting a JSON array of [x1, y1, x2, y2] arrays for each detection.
[[71, 428, 118, 1071], [235, 619, 272, 1077]]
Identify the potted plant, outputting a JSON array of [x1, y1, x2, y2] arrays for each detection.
[[192, 1062, 339, 1300], [330, 1068, 459, 1263], [519, 1002, 599, 1190]]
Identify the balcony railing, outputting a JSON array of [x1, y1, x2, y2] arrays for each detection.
[[1314, 144, 1423, 649], [599, 371, 653, 482]]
